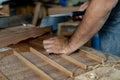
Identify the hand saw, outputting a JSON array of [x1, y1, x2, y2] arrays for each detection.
[[40, 11, 85, 28]]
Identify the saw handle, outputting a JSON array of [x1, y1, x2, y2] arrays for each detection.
[[72, 11, 85, 17]]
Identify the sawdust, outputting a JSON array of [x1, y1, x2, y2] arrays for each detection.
[[75, 67, 120, 80], [74, 53, 120, 80]]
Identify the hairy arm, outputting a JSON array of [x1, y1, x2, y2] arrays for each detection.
[[68, 0, 118, 53], [43, 0, 118, 54]]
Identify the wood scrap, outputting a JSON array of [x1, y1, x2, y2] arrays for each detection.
[[0, 4, 10, 16], [0, 25, 50, 48], [75, 67, 120, 80], [14, 50, 53, 80]]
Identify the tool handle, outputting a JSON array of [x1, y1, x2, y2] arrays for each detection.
[[72, 11, 85, 17]]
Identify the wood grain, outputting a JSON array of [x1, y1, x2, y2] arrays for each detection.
[[61, 54, 87, 69], [14, 50, 53, 80], [30, 47, 73, 77], [79, 49, 104, 63], [0, 25, 50, 48]]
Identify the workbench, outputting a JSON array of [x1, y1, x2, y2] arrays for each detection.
[[0, 34, 120, 80]]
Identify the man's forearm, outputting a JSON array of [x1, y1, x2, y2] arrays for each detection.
[[68, 0, 118, 52]]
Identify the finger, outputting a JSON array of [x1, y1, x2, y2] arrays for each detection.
[[43, 39, 54, 44], [44, 44, 53, 49], [46, 49, 53, 53]]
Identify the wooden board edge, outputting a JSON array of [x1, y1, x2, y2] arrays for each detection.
[[61, 54, 87, 69], [13, 50, 53, 80], [79, 49, 104, 63], [30, 47, 73, 77]]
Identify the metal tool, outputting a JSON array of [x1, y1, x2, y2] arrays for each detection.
[[40, 11, 85, 28]]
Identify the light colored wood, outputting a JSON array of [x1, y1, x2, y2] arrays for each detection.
[[57, 23, 62, 36], [79, 49, 104, 63], [40, 5, 47, 17], [30, 47, 73, 77], [0, 4, 10, 16], [48, 6, 79, 15], [57, 22, 79, 36], [61, 54, 87, 69], [32, 2, 41, 25], [14, 50, 53, 80]]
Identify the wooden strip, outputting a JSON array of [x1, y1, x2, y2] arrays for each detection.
[[48, 7, 79, 15], [14, 51, 53, 80], [0, 4, 10, 16], [57, 22, 79, 36], [0, 71, 9, 80], [79, 49, 103, 63], [30, 47, 73, 77], [61, 54, 87, 69], [32, 2, 41, 25]]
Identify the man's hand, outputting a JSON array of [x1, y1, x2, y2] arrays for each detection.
[[43, 37, 72, 54], [78, 1, 89, 11], [76, 1, 89, 19]]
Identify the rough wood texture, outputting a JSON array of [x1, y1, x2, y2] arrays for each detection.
[[14, 51, 53, 80], [61, 54, 87, 69], [79, 47, 105, 63], [0, 34, 113, 80], [75, 67, 120, 80], [0, 25, 50, 48], [0, 4, 10, 16], [30, 47, 73, 77]]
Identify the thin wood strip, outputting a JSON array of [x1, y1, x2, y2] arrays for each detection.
[[61, 54, 87, 69], [30, 47, 73, 77], [79, 49, 103, 63], [32, 2, 41, 25], [14, 51, 53, 80], [0, 71, 9, 80], [48, 7, 79, 15]]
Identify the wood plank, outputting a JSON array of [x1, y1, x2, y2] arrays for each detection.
[[79, 49, 104, 63], [32, 2, 41, 25], [61, 54, 87, 69], [0, 25, 50, 48], [48, 6, 79, 15], [57, 22, 79, 36], [14, 50, 53, 80], [30, 47, 73, 77], [0, 4, 10, 16]]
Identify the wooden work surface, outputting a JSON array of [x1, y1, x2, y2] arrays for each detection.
[[0, 34, 120, 80]]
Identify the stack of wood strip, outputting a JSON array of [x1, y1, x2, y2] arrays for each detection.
[[13, 47, 104, 80]]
